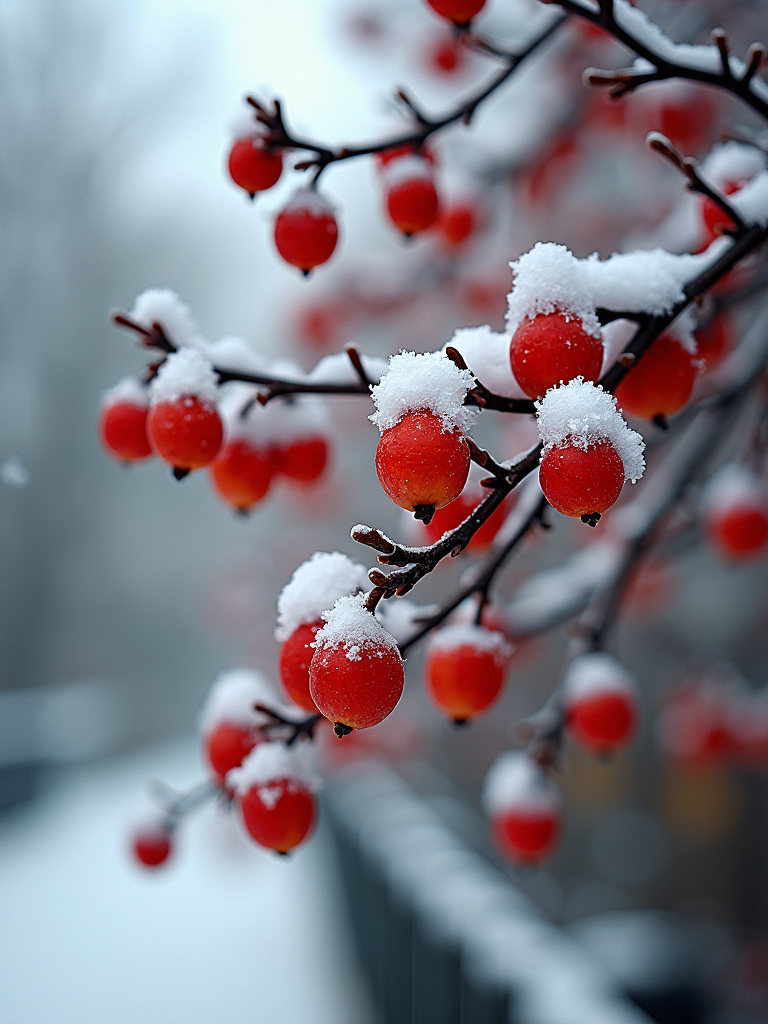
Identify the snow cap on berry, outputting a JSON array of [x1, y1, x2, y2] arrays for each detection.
[[199, 668, 280, 735], [483, 752, 561, 815], [562, 651, 636, 704], [129, 288, 206, 351], [149, 347, 219, 407], [275, 552, 370, 642], [428, 623, 513, 665], [506, 242, 601, 338], [536, 378, 645, 483], [380, 153, 435, 188], [226, 741, 320, 806], [370, 349, 477, 434], [314, 592, 401, 663], [100, 376, 149, 410], [701, 142, 767, 192], [701, 463, 768, 516], [280, 186, 337, 218]]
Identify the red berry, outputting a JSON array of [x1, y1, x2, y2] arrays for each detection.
[[239, 782, 315, 854], [227, 137, 283, 196], [539, 439, 625, 518], [424, 625, 510, 722], [424, 0, 486, 25], [209, 439, 272, 512], [276, 436, 329, 484], [568, 691, 636, 753], [279, 620, 322, 712], [148, 396, 223, 472], [274, 191, 338, 274], [491, 809, 559, 865], [386, 177, 440, 236], [510, 312, 604, 400], [99, 400, 152, 462], [132, 829, 172, 868], [375, 410, 470, 514], [708, 505, 768, 560], [205, 723, 257, 784], [614, 333, 698, 421], [439, 203, 476, 247], [694, 314, 731, 371]]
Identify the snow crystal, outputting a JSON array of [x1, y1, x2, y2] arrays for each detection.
[[428, 623, 512, 662], [482, 752, 560, 815], [226, 741, 320, 805], [562, 652, 636, 703], [100, 376, 149, 409], [446, 325, 528, 400], [308, 351, 388, 386], [129, 289, 206, 350], [506, 243, 601, 337], [536, 378, 645, 483], [314, 592, 401, 662], [275, 552, 370, 642], [149, 348, 219, 406], [199, 668, 281, 735], [701, 463, 768, 515], [369, 350, 477, 434], [280, 187, 337, 217], [0, 456, 29, 488], [701, 142, 767, 191]]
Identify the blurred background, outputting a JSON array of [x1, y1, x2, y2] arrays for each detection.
[[2, 0, 768, 1021]]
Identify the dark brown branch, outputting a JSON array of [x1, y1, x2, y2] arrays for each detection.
[[253, 704, 323, 746]]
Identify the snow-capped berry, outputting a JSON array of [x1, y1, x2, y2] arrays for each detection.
[[276, 552, 369, 711], [228, 742, 319, 854], [536, 379, 645, 520], [483, 752, 561, 865], [424, 0, 486, 26], [99, 378, 152, 462], [614, 333, 698, 421], [701, 464, 768, 561], [205, 724, 258, 784], [309, 593, 404, 734], [563, 652, 638, 755], [199, 668, 278, 781], [147, 349, 222, 474], [210, 440, 273, 512], [424, 624, 512, 722], [227, 136, 283, 196], [274, 188, 338, 275], [132, 828, 172, 868], [275, 436, 328, 484], [510, 312, 604, 400], [379, 154, 440, 236]]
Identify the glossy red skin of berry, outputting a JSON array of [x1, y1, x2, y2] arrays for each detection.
[[614, 334, 697, 420], [209, 439, 272, 511], [694, 315, 731, 371], [423, 492, 509, 550], [491, 809, 559, 865], [309, 643, 404, 731], [205, 723, 257, 784], [510, 312, 604, 400], [227, 137, 283, 195], [239, 782, 315, 853], [425, 644, 506, 721], [386, 178, 439, 236], [274, 207, 338, 272], [707, 506, 768, 560], [280, 620, 322, 712], [375, 411, 470, 513], [539, 440, 625, 518], [133, 830, 172, 868], [567, 691, 637, 754], [439, 204, 475, 246], [276, 437, 328, 484], [147, 397, 223, 471], [425, 0, 486, 25], [99, 401, 152, 462]]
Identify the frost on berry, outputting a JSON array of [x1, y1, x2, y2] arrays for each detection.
[[313, 592, 401, 664], [369, 349, 477, 435], [226, 741, 320, 808], [275, 552, 370, 642], [198, 668, 280, 736], [149, 348, 219, 406]]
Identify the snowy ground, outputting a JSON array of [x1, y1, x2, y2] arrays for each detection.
[[0, 737, 374, 1024]]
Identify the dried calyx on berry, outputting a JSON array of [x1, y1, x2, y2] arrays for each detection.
[[483, 751, 561, 865], [562, 651, 638, 755]]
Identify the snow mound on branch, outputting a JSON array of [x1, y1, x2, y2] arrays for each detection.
[[701, 463, 768, 515], [428, 623, 512, 662], [205, 335, 268, 373], [314, 592, 401, 663], [280, 187, 337, 217], [217, 382, 332, 447], [507, 243, 601, 337], [100, 377, 149, 409], [562, 652, 636, 703], [731, 172, 768, 227], [275, 552, 369, 642], [483, 752, 560, 815], [130, 289, 206, 350], [370, 350, 477, 434], [308, 351, 388, 386], [226, 741, 320, 804], [701, 142, 767, 191], [199, 668, 280, 735], [445, 325, 528, 400], [584, 248, 705, 315], [536, 378, 646, 483], [149, 348, 219, 406]]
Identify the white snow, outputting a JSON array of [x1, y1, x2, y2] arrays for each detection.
[[198, 669, 280, 735], [374, 598, 440, 644], [129, 289, 206, 351], [562, 652, 636, 703], [369, 350, 477, 434], [428, 623, 512, 662], [701, 142, 767, 191], [507, 243, 601, 338], [314, 592, 401, 663], [446, 324, 528, 400], [100, 376, 150, 409], [730, 171, 768, 227], [536, 378, 646, 483], [583, 247, 719, 315], [280, 187, 337, 218], [217, 382, 331, 446], [307, 351, 388, 386], [379, 154, 435, 188], [483, 752, 561, 815], [700, 462, 768, 516], [226, 741, 320, 805], [149, 348, 219, 406], [205, 335, 269, 373], [275, 552, 370, 642]]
